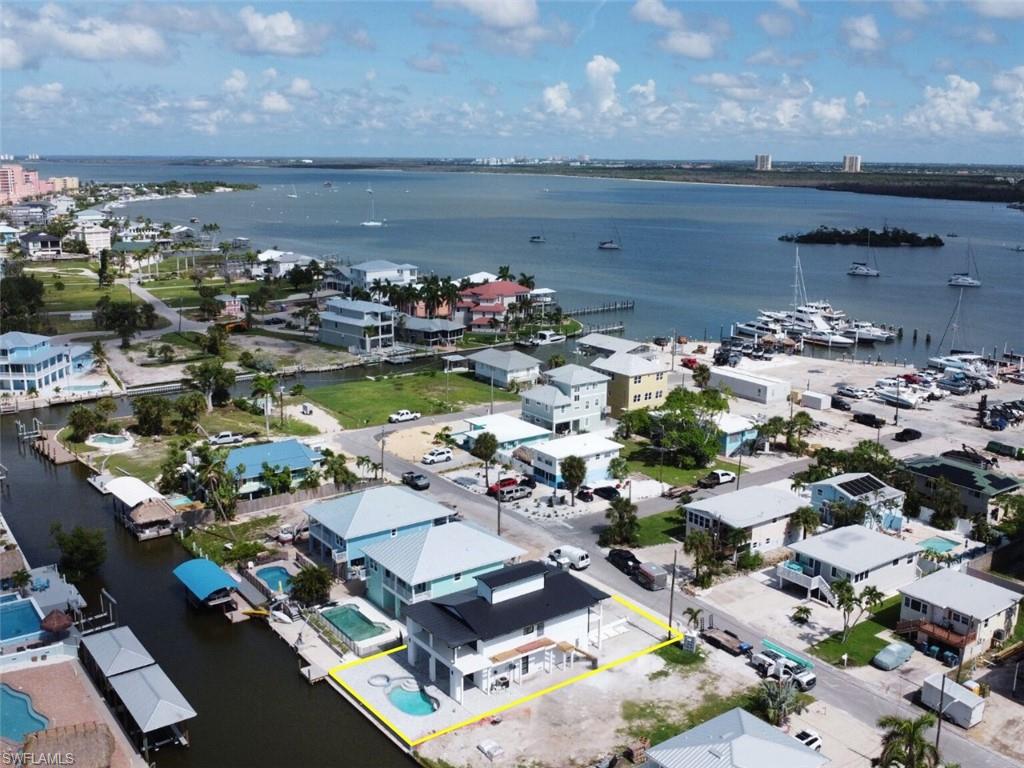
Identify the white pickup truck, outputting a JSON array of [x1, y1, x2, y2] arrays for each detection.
[[388, 409, 422, 423], [208, 431, 245, 446]]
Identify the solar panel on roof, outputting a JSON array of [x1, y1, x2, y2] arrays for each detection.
[[984, 472, 1019, 492], [837, 475, 885, 497]]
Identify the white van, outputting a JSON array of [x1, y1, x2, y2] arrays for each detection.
[[547, 545, 590, 570]]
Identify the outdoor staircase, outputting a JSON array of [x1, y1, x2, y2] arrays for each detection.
[[817, 579, 838, 608], [776, 562, 838, 608]]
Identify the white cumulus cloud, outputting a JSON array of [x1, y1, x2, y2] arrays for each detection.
[[287, 77, 318, 99], [891, 0, 930, 19], [969, 0, 1024, 18], [854, 90, 870, 110], [406, 53, 448, 74], [15, 82, 64, 104], [631, 0, 683, 28], [437, 0, 539, 29], [234, 5, 329, 56], [841, 15, 883, 52], [586, 55, 622, 116], [628, 79, 657, 105], [758, 12, 793, 38], [905, 74, 1006, 135], [260, 91, 293, 113], [223, 69, 249, 94], [542, 81, 573, 114], [632, 0, 725, 60], [343, 26, 376, 51], [811, 97, 847, 129]]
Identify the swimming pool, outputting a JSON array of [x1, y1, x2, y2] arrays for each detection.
[[322, 605, 387, 642], [920, 536, 959, 554], [256, 565, 292, 594], [0, 684, 49, 743], [387, 684, 438, 716], [66, 383, 106, 393], [0, 598, 44, 644], [166, 493, 192, 507], [87, 433, 130, 446]]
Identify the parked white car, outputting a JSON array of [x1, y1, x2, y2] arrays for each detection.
[[208, 431, 245, 446], [794, 729, 822, 752], [421, 447, 453, 465], [836, 385, 869, 399], [388, 409, 421, 423]]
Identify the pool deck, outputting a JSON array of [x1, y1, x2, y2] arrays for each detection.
[[0, 658, 146, 767]]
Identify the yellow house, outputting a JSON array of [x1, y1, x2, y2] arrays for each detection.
[[591, 352, 670, 417]]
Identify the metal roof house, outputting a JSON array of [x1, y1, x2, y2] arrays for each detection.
[[105, 476, 177, 540], [458, 413, 551, 458], [684, 485, 806, 557], [897, 568, 1021, 660], [466, 348, 541, 389], [903, 454, 1022, 525], [362, 522, 525, 618], [305, 486, 454, 580], [591, 352, 670, 417], [225, 439, 323, 497], [780, 525, 922, 602], [646, 707, 828, 768], [575, 333, 650, 356], [713, 412, 759, 457], [527, 433, 623, 488], [317, 297, 396, 354], [809, 472, 906, 532], [520, 364, 609, 435], [80, 627, 155, 678], [404, 562, 608, 705], [172, 559, 237, 609], [396, 314, 465, 347], [0, 331, 76, 394]]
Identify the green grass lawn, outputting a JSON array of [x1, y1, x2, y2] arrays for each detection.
[[810, 595, 902, 666], [143, 279, 298, 305], [622, 439, 742, 487], [26, 268, 132, 311], [181, 514, 280, 565], [307, 371, 518, 428], [636, 508, 689, 547], [648, 644, 706, 680], [202, 405, 320, 437]]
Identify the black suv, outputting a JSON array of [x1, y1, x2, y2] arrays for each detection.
[[894, 428, 922, 442], [593, 486, 621, 501], [830, 396, 852, 411], [852, 412, 886, 428], [607, 548, 641, 575]]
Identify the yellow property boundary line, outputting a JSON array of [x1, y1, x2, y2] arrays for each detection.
[[328, 593, 683, 748]]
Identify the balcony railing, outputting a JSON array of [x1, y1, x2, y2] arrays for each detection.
[[896, 619, 976, 648]]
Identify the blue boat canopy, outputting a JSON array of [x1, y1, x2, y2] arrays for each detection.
[[172, 559, 235, 601]]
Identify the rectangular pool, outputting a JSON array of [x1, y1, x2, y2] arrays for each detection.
[[322, 605, 387, 642], [0, 598, 44, 644], [920, 536, 959, 554]]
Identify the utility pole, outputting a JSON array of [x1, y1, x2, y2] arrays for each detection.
[[496, 466, 503, 536], [379, 430, 387, 479], [489, 372, 495, 415], [934, 672, 947, 751], [735, 451, 744, 490], [666, 549, 678, 640], [894, 378, 901, 426], [670, 328, 676, 371]]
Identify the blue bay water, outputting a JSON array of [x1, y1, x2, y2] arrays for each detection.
[[37, 159, 1024, 361]]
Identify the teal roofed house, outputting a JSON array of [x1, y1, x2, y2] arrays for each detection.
[[225, 439, 323, 498], [362, 522, 525, 618], [305, 486, 454, 580], [0, 331, 75, 393]]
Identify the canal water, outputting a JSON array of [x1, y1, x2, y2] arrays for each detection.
[[0, 396, 415, 768]]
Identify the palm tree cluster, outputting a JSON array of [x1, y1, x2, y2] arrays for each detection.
[[358, 275, 461, 319], [756, 411, 815, 455]]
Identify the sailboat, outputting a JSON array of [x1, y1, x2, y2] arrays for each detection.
[[948, 243, 981, 287], [598, 225, 622, 250], [847, 230, 880, 276], [286, 184, 298, 199], [360, 187, 385, 227]]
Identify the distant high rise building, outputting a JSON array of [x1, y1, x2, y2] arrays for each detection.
[[842, 154, 862, 173], [755, 154, 772, 171]]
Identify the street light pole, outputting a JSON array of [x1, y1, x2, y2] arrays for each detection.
[[496, 466, 503, 537], [379, 430, 387, 480], [666, 549, 678, 640], [894, 378, 901, 426]]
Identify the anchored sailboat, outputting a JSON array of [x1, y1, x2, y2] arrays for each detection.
[[948, 243, 981, 287], [598, 225, 622, 250], [286, 184, 298, 199], [360, 187, 385, 227]]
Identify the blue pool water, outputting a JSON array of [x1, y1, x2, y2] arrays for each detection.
[[257, 566, 292, 593], [89, 433, 129, 445], [0, 599, 44, 643], [0, 684, 49, 743], [387, 686, 438, 716], [166, 493, 192, 506], [67, 384, 106, 393], [920, 536, 959, 554], [322, 605, 386, 642]]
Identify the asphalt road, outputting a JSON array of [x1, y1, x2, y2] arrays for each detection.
[[330, 416, 1019, 768]]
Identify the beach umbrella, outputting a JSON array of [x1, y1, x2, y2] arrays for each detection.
[[40, 609, 73, 634]]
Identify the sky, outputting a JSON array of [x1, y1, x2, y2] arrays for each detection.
[[1, 1, 1022, 163]]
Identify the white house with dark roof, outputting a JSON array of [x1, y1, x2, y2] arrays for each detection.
[[684, 485, 806, 555], [305, 486, 453, 579], [647, 707, 828, 768], [363, 522, 525, 618], [779, 524, 921, 604], [809, 472, 906, 532], [897, 568, 1020, 660], [520, 364, 609, 435], [404, 561, 608, 704], [466, 348, 541, 389]]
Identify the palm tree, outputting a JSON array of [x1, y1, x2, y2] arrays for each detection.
[[692, 363, 711, 390], [604, 496, 639, 545], [323, 453, 357, 490], [497, 265, 513, 281], [786, 505, 821, 540], [355, 455, 372, 479], [251, 374, 277, 436], [876, 713, 940, 768], [757, 415, 787, 453], [792, 605, 812, 625], [517, 272, 536, 289], [684, 529, 716, 587], [433, 426, 457, 448], [438, 277, 459, 318], [196, 447, 238, 522], [608, 456, 631, 499], [10, 568, 31, 592], [757, 679, 807, 727], [290, 564, 332, 606], [682, 607, 703, 631], [788, 410, 816, 449], [860, 584, 885, 613], [547, 353, 566, 370]]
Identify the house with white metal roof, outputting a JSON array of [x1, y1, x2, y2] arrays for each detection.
[[466, 348, 541, 389], [591, 351, 670, 417], [809, 472, 906, 532], [363, 522, 525, 618], [575, 333, 650, 356], [684, 485, 806, 556], [349, 259, 418, 291], [646, 707, 828, 768], [897, 568, 1021, 660], [521, 364, 609, 435], [781, 524, 921, 599], [458, 413, 551, 458], [527, 433, 622, 488], [305, 486, 454, 579], [714, 412, 759, 457]]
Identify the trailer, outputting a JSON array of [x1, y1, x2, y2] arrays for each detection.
[[708, 367, 789, 404], [801, 391, 831, 410], [920, 673, 985, 728], [702, 628, 752, 656]]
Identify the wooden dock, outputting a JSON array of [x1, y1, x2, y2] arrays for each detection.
[[32, 430, 78, 465], [563, 299, 635, 316]]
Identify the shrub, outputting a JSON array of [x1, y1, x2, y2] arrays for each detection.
[[736, 550, 763, 571]]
